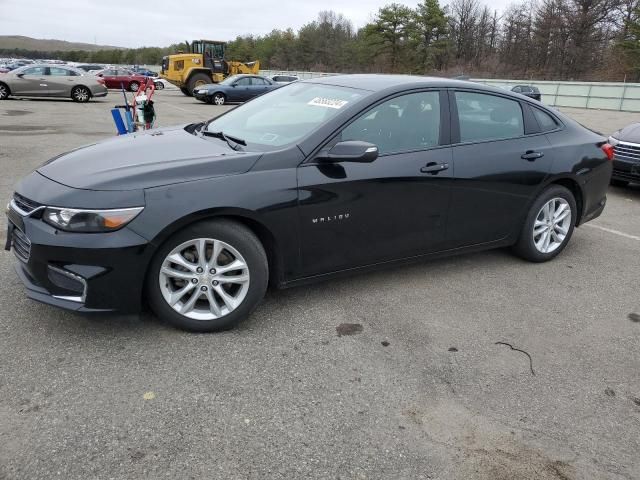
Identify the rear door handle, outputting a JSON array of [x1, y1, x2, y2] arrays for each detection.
[[420, 162, 449, 174], [521, 151, 544, 161]]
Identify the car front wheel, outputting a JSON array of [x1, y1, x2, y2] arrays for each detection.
[[129, 81, 140, 92], [213, 93, 226, 105], [513, 185, 577, 262], [146, 219, 268, 332]]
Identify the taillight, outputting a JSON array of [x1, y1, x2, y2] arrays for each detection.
[[601, 143, 614, 161], [96, 78, 105, 85]]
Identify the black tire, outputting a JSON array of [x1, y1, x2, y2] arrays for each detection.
[[146, 219, 268, 332], [129, 81, 140, 92], [0, 82, 10, 100], [610, 178, 629, 187], [187, 73, 212, 96], [212, 93, 226, 105], [180, 87, 192, 97], [512, 185, 577, 262], [71, 85, 91, 103]]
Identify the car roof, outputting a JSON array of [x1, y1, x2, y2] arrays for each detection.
[[303, 74, 519, 96]]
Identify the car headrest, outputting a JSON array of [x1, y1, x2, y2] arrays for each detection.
[[490, 107, 515, 123]]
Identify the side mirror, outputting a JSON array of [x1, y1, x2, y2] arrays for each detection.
[[320, 140, 379, 163]]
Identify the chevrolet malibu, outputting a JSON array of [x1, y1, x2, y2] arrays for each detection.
[[0, 64, 107, 102], [5, 75, 613, 332]]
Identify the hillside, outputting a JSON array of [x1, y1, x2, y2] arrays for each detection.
[[0, 35, 122, 52]]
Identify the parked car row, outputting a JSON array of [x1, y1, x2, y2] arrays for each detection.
[[0, 64, 107, 102]]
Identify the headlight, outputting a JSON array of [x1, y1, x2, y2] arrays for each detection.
[[43, 206, 144, 232]]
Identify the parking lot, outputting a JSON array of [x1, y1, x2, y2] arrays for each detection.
[[0, 90, 639, 479]]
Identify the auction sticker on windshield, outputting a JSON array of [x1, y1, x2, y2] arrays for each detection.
[[308, 97, 349, 109]]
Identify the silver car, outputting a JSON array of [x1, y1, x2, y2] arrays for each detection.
[[0, 64, 108, 103]]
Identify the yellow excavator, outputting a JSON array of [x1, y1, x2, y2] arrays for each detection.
[[160, 40, 260, 96]]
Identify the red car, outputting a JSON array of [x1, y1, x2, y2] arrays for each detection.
[[95, 68, 150, 91]]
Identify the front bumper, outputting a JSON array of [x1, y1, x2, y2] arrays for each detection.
[[193, 90, 210, 102], [6, 201, 153, 313], [612, 141, 640, 182], [612, 159, 640, 182]]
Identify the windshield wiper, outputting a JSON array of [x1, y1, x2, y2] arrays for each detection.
[[201, 130, 247, 151]]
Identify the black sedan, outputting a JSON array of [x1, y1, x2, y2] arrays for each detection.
[[608, 124, 640, 186], [512, 85, 542, 101], [5, 75, 612, 332], [193, 74, 280, 105]]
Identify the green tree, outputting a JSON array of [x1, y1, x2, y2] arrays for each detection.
[[411, 0, 450, 71], [619, 5, 640, 80], [368, 3, 415, 72]]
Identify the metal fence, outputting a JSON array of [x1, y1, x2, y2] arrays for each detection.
[[260, 70, 640, 112]]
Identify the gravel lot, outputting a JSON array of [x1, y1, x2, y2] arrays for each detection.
[[0, 90, 639, 480]]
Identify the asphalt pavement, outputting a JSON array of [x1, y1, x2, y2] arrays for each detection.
[[0, 90, 638, 480]]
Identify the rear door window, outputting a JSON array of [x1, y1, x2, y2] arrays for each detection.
[[49, 67, 70, 76], [455, 91, 524, 143]]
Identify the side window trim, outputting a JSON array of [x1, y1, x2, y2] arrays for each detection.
[[530, 105, 564, 133], [521, 102, 540, 135]]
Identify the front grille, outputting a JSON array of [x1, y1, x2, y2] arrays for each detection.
[[613, 142, 640, 164], [12, 228, 31, 262], [12, 193, 41, 215]]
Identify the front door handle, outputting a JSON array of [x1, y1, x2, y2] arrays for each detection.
[[420, 162, 449, 174], [521, 150, 544, 161]]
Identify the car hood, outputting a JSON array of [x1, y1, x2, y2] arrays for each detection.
[[613, 123, 640, 143], [37, 125, 261, 191], [199, 83, 230, 91]]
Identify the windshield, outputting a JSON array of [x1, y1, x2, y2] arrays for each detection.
[[204, 82, 369, 150], [220, 75, 240, 86]]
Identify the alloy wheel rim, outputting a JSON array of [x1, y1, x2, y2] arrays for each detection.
[[75, 88, 88, 101], [0, 85, 6, 98], [533, 197, 571, 254], [214, 95, 224, 105], [130, 83, 139, 91], [159, 238, 250, 320]]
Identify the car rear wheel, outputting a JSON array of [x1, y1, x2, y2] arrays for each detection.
[[0, 82, 10, 100], [513, 185, 576, 262], [213, 93, 226, 105], [187, 73, 211, 96], [129, 81, 140, 92], [146, 219, 268, 332], [71, 86, 90, 103], [154, 81, 164, 90]]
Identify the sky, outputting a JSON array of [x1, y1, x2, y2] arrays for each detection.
[[1, 0, 511, 49]]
